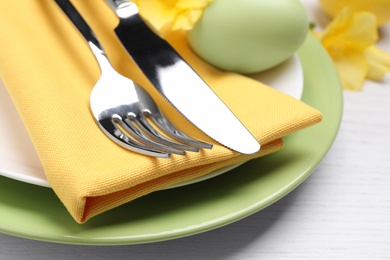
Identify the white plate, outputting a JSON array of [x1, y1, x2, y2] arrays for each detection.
[[0, 54, 303, 189]]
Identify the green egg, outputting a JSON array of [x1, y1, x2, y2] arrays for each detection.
[[187, 0, 309, 74]]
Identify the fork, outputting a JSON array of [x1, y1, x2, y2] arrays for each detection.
[[54, 0, 212, 158]]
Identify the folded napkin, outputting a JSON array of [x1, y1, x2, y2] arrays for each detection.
[[0, 1, 322, 223]]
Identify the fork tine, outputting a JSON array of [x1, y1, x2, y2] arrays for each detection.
[[136, 114, 200, 152], [147, 111, 213, 150], [117, 115, 186, 155], [98, 117, 171, 158], [134, 85, 213, 150]]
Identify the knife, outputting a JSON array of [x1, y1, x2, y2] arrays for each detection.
[[105, 0, 261, 154]]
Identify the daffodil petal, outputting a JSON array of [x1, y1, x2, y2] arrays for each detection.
[[311, 30, 321, 37], [176, 0, 211, 9], [365, 46, 390, 80], [135, 0, 211, 31], [344, 12, 378, 49], [172, 10, 197, 30], [321, 8, 378, 57], [333, 53, 368, 91], [318, 0, 390, 27]]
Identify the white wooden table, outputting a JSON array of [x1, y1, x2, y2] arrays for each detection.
[[1, 1, 389, 259]]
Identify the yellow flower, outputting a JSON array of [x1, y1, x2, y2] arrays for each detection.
[[134, 0, 212, 31], [365, 46, 390, 80], [314, 8, 390, 91], [318, 0, 390, 27]]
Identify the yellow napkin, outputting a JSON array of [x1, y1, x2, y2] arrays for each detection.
[[0, 1, 322, 223]]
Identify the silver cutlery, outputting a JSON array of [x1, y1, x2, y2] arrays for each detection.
[[105, 0, 261, 155], [54, 0, 212, 158]]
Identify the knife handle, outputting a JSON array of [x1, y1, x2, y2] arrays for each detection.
[[105, 0, 139, 19], [54, 0, 103, 53], [105, 0, 128, 9]]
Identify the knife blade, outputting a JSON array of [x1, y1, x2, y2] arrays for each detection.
[[105, 0, 260, 154]]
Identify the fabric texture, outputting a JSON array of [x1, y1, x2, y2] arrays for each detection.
[[0, 0, 322, 223]]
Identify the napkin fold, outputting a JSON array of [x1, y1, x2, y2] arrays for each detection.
[[0, 1, 322, 223]]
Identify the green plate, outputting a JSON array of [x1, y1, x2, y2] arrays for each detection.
[[0, 34, 342, 245]]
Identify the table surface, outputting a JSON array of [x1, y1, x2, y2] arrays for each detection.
[[1, 1, 389, 259]]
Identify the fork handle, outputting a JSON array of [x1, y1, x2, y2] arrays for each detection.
[[55, 0, 103, 53]]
